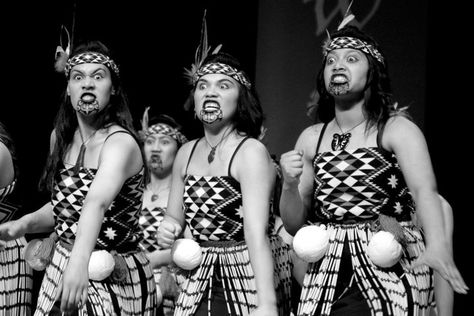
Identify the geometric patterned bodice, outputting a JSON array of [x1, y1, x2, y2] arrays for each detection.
[[312, 147, 414, 223], [183, 137, 276, 243], [139, 205, 166, 252], [184, 174, 246, 242], [52, 164, 144, 251]]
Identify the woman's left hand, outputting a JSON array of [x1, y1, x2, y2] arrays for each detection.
[[55, 256, 89, 313], [409, 245, 469, 294]]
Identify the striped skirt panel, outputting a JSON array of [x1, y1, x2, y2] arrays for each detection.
[[297, 222, 434, 316], [34, 242, 157, 315], [174, 235, 292, 316], [0, 237, 33, 316]]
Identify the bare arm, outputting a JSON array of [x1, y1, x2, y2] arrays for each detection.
[[157, 142, 192, 249], [58, 131, 143, 312], [434, 195, 454, 316], [279, 126, 318, 235], [235, 139, 277, 312], [0, 202, 55, 241], [384, 116, 467, 294]]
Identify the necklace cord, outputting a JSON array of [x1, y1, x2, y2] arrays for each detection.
[[74, 128, 99, 172], [334, 117, 366, 134], [204, 126, 234, 163]]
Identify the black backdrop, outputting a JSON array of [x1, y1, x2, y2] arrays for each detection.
[[2, 0, 259, 212], [1, 0, 471, 313], [426, 3, 472, 314]]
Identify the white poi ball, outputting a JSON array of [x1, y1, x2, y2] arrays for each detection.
[[24, 238, 54, 271], [292, 225, 329, 263], [88, 250, 115, 281], [367, 231, 403, 268], [172, 238, 203, 270]]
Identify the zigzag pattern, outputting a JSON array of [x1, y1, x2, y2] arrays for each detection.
[[184, 175, 244, 241], [52, 165, 144, 249]]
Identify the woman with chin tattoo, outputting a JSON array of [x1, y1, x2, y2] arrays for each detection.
[[156, 44, 292, 314], [0, 40, 157, 315], [278, 13, 468, 316], [138, 108, 190, 316]]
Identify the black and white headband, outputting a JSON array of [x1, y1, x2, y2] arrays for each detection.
[[323, 36, 384, 66], [65, 52, 120, 78], [193, 62, 252, 89]]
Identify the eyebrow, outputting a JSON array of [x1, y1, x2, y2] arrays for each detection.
[[70, 66, 108, 75], [328, 48, 363, 56], [197, 77, 235, 84]]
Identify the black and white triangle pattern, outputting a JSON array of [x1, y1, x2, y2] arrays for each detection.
[[52, 166, 144, 249], [184, 175, 244, 241], [313, 148, 414, 221]]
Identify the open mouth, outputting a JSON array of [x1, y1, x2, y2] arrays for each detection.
[[76, 94, 100, 115], [80, 93, 97, 103], [200, 101, 223, 124], [202, 101, 220, 111], [330, 74, 348, 84]]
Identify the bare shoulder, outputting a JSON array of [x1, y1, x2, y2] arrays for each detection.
[[295, 123, 324, 155], [384, 115, 423, 138], [386, 115, 418, 129], [301, 123, 324, 137], [237, 137, 271, 161], [383, 115, 425, 151], [102, 126, 138, 147], [0, 142, 12, 168], [0, 141, 10, 159], [100, 126, 141, 161], [175, 138, 198, 165], [233, 137, 275, 182], [0, 142, 14, 187]]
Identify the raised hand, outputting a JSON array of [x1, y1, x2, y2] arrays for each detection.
[[279, 150, 304, 187], [157, 216, 182, 249]]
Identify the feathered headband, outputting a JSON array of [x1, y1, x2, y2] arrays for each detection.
[[322, 2, 385, 65], [184, 10, 251, 89], [54, 25, 120, 78], [139, 107, 188, 146]]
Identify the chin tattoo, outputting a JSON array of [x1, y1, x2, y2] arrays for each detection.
[[76, 100, 100, 116], [200, 109, 223, 124], [328, 83, 350, 96]]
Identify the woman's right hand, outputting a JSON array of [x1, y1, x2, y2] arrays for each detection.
[[279, 150, 304, 186], [157, 216, 182, 249], [0, 218, 27, 242]]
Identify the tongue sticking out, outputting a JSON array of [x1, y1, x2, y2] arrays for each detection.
[[81, 94, 96, 103], [331, 75, 348, 84]]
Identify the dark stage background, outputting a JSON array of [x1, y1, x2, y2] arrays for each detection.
[[1, 0, 470, 313]]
